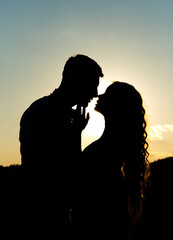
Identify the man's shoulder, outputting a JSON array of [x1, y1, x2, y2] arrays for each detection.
[[20, 91, 59, 124]]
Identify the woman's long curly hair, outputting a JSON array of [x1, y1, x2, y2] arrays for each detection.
[[103, 82, 150, 226]]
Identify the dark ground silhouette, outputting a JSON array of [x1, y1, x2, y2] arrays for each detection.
[[0, 157, 173, 238], [140, 156, 173, 239]]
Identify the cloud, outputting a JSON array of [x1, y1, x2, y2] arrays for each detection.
[[148, 125, 173, 140], [148, 124, 173, 161]]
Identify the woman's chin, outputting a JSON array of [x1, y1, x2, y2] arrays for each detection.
[[94, 105, 100, 113]]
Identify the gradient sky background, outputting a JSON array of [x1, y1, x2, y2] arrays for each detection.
[[0, 0, 173, 166]]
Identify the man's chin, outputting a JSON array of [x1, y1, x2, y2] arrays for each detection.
[[81, 102, 89, 108], [80, 97, 94, 108], [80, 100, 90, 108]]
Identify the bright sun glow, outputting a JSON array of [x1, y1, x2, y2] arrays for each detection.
[[86, 98, 105, 137], [82, 98, 105, 150], [82, 80, 112, 150]]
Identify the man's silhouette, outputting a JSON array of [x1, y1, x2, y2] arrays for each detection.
[[19, 54, 103, 229]]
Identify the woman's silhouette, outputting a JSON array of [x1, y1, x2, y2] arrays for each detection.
[[80, 82, 150, 238]]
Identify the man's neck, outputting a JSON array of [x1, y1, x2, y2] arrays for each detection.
[[53, 86, 77, 107]]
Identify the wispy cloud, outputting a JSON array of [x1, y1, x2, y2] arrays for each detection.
[[148, 125, 173, 140], [148, 125, 173, 161]]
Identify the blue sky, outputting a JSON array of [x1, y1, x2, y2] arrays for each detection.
[[0, 0, 173, 165]]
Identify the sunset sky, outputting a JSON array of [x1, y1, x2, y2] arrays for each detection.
[[0, 0, 173, 166]]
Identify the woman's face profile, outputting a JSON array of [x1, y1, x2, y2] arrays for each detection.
[[94, 82, 133, 118], [95, 86, 114, 115]]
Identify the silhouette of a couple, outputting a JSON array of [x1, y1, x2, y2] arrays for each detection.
[[19, 54, 150, 238]]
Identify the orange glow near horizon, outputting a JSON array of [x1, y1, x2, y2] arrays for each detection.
[[1, 1, 173, 165]]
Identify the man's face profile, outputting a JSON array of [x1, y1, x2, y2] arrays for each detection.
[[78, 75, 99, 107]]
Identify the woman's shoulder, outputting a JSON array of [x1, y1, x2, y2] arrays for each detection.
[[83, 139, 103, 154]]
